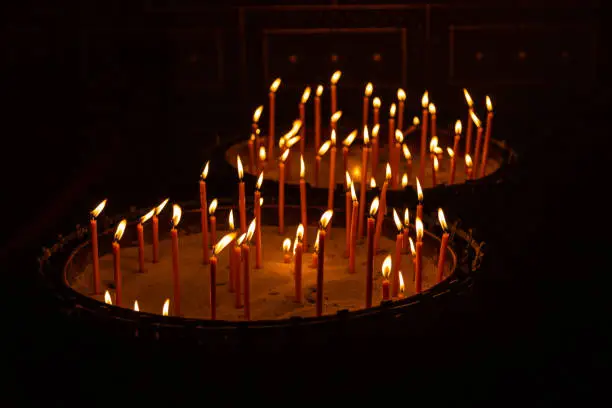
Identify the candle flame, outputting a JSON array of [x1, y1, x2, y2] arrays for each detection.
[[416, 217, 424, 241], [314, 231, 320, 252], [286, 135, 301, 149], [470, 111, 481, 128], [259, 146, 266, 161], [363, 126, 370, 145], [283, 238, 291, 252], [256, 171, 264, 190], [114, 219, 127, 241], [140, 209, 155, 224], [91, 199, 107, 218], [318, 140, 331, 156], [246, 219, 256, 242], [365, 82, 373, 97], [399, 271, 405, 293], [455, 120, 462, 135], [350, 182, 357, 202], [434, 146, 443, 154], [296, 223, 304, 242], [395, 129, 404, 143], [382, 255, 392, 279], [343, 129, 357, 147], [201, 161, 210, 180], [270, 78, 281, 92], [299, 155, 305, 178], [393, 209, 402, 231], [389, 103, 396, 117], [162, 298, 170, 316], [209, 199, 218, 215], [292, 237, 299, 256], [413, 116, 420, 126], [236, 233, 246, 246], [301, 87, 311, 104], [385, 163, 392, 181], [421, 91, 429, 108], [214, 232, 237, 255], [104, 290, 112, 305], [370, 197, 379, 217], [402, 144, 411, 160], [447, 147, 455, 158], [172, 204, 182, 227], [397, 88, 406, 101], [416, 178, 423, 201], [330, 129, 337, 146], [486, 95, 493, 112], [280, 149, 290, 162], [438, 208, 448, 231], [319, 210, 333, 229], [429, 136, 439, 153], [409, 237, 416, 256], [433, 156, 439, 171], [331, 70, 342, 84], [402, 173, 408, 187], [345, 171, 352, 188], [371, 124, 380, 138], [370, 177, 377, 188], [331, 111, 342, 123], [463, 88, 473, 107], [237, 155, 244, 179], [404, 208, 410, 226], [134, 300, 139, 311], [316, 85, 324, 96], [228, 209, 235, 230], [253, 105, 263, 123], [428, 103, 436, 115], [259, 197, 264, 206], [373, 97, 381, 109], [465, 154, 473, 168], [155, 198, 169, 215]]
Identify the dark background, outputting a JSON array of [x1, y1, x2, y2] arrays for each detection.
[[2, 0, 603, 405]]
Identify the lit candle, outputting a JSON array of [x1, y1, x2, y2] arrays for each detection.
[[447, 147, 457, 185], [255, 171, 263, 268], [252, 105, 263, 136], [463, 88, 475, 156], [89, 199, 107, 294], [371, 124, 380, 177], [479, 96, 494, 178], [465, 154, 473, 180], [283, 238, 292, 263], [237, 155, 246, 233], [429, 136, 438, 187], [316, 210, 333, 317], [348, 183, 359, 274], [137, 209, 154, 273], [402, 208, 410, 253], [404, 116, 420, 136], [358, 126, 370, 238], [393, 129, 403, 188], [268, 78, 281, 161], [402, 144, 412, 180], [227, 209, 236, 293], [258, 146, 266, 173], [416, 177, 424, 220], [200, 162, 210, 264], [372, 97, 381, 126], [392, 209, 403, 297], [419, 91, 429, 181], [210, 232, 237, 320], [397, 88, 406, 131], [162, 298, 170, 316], [453, 120, 462, 160], [171, 205, 182, 315], [314, 85, 323, 152], [316, 140, 331, 188], [398, 271, 406, 299], [209, 198, 218, 247], [470, 111, 483, 174], [429, 103, 437, 141], [134, 300, 139, 311], [152, 198, 168, 264], [330, 110, 342, 132], [327, 130, 338, 235], [249, 106, 263, 173], [432, 156, 439, 186], [382, 255, 392, 301], [366, 198, 379, 308], [415, 217, 424, 293], [298, 155, 308, 249], [388, 103, 396, 156], [278, 149, 290, 234], [436, 208, 450, 283], [112, 219, 126, 307], [330, 70, 341, 116], [363, 82, 373, 129], [104, 290, 112, 305], [374, 163, 391, 252], [312, 231, 320, 268], [409, 237, 416, 283], [248, 134, 256, 174], [299, 87, 311, 155], [241, 220, 256, 320], [342, 129, 357, 182], [294, 224, 304, 303], [402, 173, 408, 189], [344, 172, 352, 257]]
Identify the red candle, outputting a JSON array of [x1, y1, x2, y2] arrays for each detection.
[[255, 172, 263, 268], [465, 154, 474, 180], [382, 255, 392, 301], [373, 97, 381, 126], [152, 198, 168, 264], [252, 105, 263, 138], [327, 132, 337, 235], [209, 199, 218, 247], [448, 148, 457, 185], [212, 232, 238, 319], [429, 103, 437, 141], [392, 209, 403, 297], [258, 146, 266, 174], [298, 155, 309, 248], [416, 178, 423, 220], [419, 91, 429, 182], [363, 83, 373, 129], [200, 164, 210, 264], [371, 124, 379, 177], [312, 231, 320, 268], [268, 78, 281, 161], [431, 155, 439, 187], [138, 209, 154, 273], [236, 155, 247, 233], [463, 89, 474, 156], [330, 71, 341, 116], [348, 184, 359, 274], [314, 85, 323, 152], [171, 205, 182, 316], [397, 88, 406, 131], [227, 210, 236, 292], [453, 120, 462, 163], [480, 96, 494, 178], [89, 199, 106, 294], [342, 129, 357, 181], [344, 173, 352, 257], [316, 211, 333, 317], [398, 271, 406, 299], [374, 164, 391, 252], [415, 217, 424, 293], [294, 225, 304, 303], [278, 149, 289, 234], [366, 201, 378, 308], [470, 111, 484, 175], [388, 103, 396, 156], [393, 129, 403, 188], [248, 135, 256, 174], [403, 208, 410, 253], [112, 219, 126, 307], [436, 208, 450, 283], [229, 236, 236, 294], [358, 127, 370, 238], [299, 87, 311, 155]]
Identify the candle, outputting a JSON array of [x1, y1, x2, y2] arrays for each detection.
[[371, 124, 380, 177], [453, 120, 462, 160], [248, 134, 256, 174], [397, 88, 406, 131], [258, 146, 266, 173], [316, 210, 333, 317], [236, 155, 247, 233], [436, 208, 450, 283], [405, 116, 420, 136], [299, 87, 311, 155], [227, 209, 236, 292], [252, 104, 263, 136], [402, 144, 412, 180], [112, 219, 126, 307], [312, 231, 320, 268], [330, 110, 342, 132], [398, 271, 406, 299], [327, 130, 337, 236], [416, 177, 423, 220], [409, 237, 416, 282], [480, 96, 494, 177], [241, 220, 256, 320], [278, 149, 289, 234], [415, 217, 424, 293], [447, 147, 457, 185], [232, 240, 241, 306], [382, 255, 392, 301], [255, 171, 263, 268], [392, 209, 403, 297], [463, 88, 474, 156], [138, 209, 154, 273], [348, 183, 359, 274], [358, 126, 370, 238], [429, 103, 437, 141], [366, 198, 379, 308], [199, 162, 210, 264], [316, 140, 331, 188], [171, 205, 182, 316], [330, 70, 341, 116], [210, 232, 237, 320], [465, 154, 473, 180], [296, 155, 308, 249], [89, 199, 107, 294], [152, 198, 168, 264], [344, 172, 352, 258], [403, 208, 410, 253], [388, 103, 396, 155], [283, 238, 292, 263], [419, 91, 429, 181], [209, 198, 218, 246], [342, 129, 357, 181], [314, 85, 323, 152], [432, 156, 439, 187], [363, 82, 373, 129], [104, 290, 112, 305], [374, 163, 391, 252], [429, 136, 439, 187], [294, 224, 304, 303], [268, 78, 281, 161], [470, 111, 484, 174], [393, 129, 403, 188], [373, 97, 381, 126]]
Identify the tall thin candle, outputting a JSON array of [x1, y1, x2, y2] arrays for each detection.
[[436, 208, 450, 283], [237, 155, 246, 233], [415, 217, 424, 293], [429, 103, 437, 141], [227, 210, 236, 292], [366, 198, 379, 308], [373, 97, 381, 126], [403, 208, 410, 254], [327, 130, 337, 236], [393, 129, 403, 188], [314, 85, 323, 152], [152, 198, 168, 264], [89, 199, 106, 294], [171, 205, 182, 316], [299, 87, 311, 155], [299, 155, 308, 247], [363, 83, 373, 129], [392, 209, 403, 297], [255, 172, 263, 268], [241, 220, 256, 320], [348, 183, 359, 274], [330, 71, 341, 116], [200, 162, 210, 264], [371, 124, 380, 177], [268, 78, 281, 161], [112, 219, 126, 307], [138, 209, 154, 273], [463, 88, 474, 156], [278, 149, 289, 234], [479, 96, 494, 178], [416, 178, 424, 220], [382, 255, 392, 301], [470, 111, 484, 173], [211, 232, 237, 320], [448, 147, 457, 185], [294, 224, 304, 303], [344, 172, 352, 258], [209, 199, 218, 247], [453, 120, 462, 160], [358, 126, 370, 237], [419, 91, 429, 181], [397, 88, 406, 131], [388, 103, 396, 154], [374, 163, 391, 252], [316, 210, 333, 317]]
